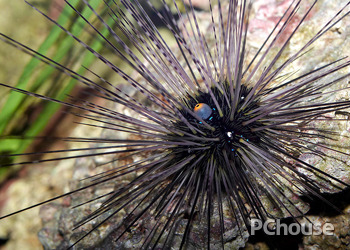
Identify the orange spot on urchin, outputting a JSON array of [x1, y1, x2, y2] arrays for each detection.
[[194, 103, 205, 112]]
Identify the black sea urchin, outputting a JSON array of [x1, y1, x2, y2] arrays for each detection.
[[1, 0, 350, 249]]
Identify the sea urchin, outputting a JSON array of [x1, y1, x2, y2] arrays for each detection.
[[1, 0, 350, 249]]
